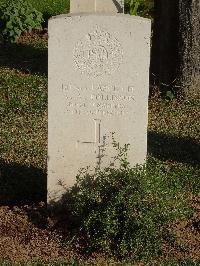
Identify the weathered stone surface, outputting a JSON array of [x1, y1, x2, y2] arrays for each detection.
[[70, 0, 95, 13], [48, 14, 151, 202], [70, 0, 124, 13], [96, 0, 123, 13]]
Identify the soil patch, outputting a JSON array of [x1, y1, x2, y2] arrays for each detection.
[[163, 196, 200, 262], [0, 197, 199, 264]]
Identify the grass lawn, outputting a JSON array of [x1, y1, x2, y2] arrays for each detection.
[[0, 32, 199, 265]]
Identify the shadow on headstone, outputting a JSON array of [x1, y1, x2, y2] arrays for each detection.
[[0, 41, 47, 76], [148, 131, 200, 166], [0, 160, 47, 206]]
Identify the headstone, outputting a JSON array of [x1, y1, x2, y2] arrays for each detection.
[[70, 0, 94, 13], [48, 1, 151, 202], [70, 0, 124, 13]]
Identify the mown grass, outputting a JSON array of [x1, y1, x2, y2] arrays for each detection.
[[0, 35, 48, 203], [0, 33, 199, 264], [0, 35, 47, 169]]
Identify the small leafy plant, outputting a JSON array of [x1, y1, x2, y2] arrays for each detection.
[[125, 0, 154, 17], [0, 0, 43, 43], [65, 138, 191, 260]]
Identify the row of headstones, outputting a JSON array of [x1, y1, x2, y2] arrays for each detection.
[[48, 0, 151, 202]]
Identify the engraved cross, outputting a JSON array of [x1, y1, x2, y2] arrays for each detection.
[[77, 119, 106, 168]]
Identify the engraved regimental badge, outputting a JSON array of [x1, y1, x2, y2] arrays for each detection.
[[73, 26, 123, 77]]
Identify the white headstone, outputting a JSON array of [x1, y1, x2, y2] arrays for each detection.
[[70, 0, 124, 13], [48, 6, 151, 202]]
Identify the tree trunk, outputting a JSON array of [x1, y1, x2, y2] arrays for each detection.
[[178, 0, 200, 97], [151, 0, 200, 98]]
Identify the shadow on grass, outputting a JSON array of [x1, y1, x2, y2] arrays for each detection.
[[0, 133, 199, 206], [0, 160, 47, 206], [148, 131, 200, 166], [0, 42, 47, 76]]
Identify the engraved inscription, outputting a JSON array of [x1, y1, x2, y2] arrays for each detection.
[[62, 83, 135, 117], [73, 26, 123, 77]]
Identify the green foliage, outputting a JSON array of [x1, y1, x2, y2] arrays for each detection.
[[67, 140, 192, 260], [161, 260, 200, 266], [125, 0, 154, 17], [26, 0, 70, 18], [166, 90, 176, 101], [0, 0, 43, 43]]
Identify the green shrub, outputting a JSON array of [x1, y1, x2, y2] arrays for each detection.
[[26, 0, 70, 20], [66, 140, 191, 260], [0, 0, 43, 43], [125, 0, 154, 17]]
